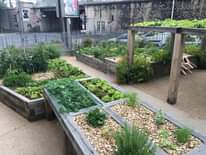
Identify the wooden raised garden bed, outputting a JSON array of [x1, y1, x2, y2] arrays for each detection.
[[0, 86, 45, 121]]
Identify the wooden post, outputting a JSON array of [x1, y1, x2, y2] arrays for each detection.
[[167, 31, 184, 104], [128, 30, 135, 64]]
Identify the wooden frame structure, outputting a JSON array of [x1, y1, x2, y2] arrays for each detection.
[[127, 26, 206, 104]]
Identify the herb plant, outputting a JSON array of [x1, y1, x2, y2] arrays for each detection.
[[154, 110, 165, 126], [175, 128, 191, 144], [48, 59, 85, 79], [115, 124, 156, 155], [81, 79, 125, 103], [125, 92, 138, 107], [3, 70, 32, 88], [86, 108, 107, 127], [46, 79, 95, 113], [159, 129, 176, 150]]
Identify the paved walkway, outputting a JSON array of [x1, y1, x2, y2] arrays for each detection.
[[0, 102, 65, 155], [62, 56, 206, 135]]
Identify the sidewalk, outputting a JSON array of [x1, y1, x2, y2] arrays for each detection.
[[62, 56, 206, 135], [0, 102, 65, 155]]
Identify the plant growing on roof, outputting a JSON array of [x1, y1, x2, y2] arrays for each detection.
[[86, 108, 107, 128]]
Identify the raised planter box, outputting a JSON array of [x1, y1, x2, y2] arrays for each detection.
[[43, 78, 206, 155], [76, 53, 171, 77], [76, 77, 126, 105], [76, 54, 116, 74], [0, 86, 45, 121], [43, 88, 102, 155]]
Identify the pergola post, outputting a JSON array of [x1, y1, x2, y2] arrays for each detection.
[[167, 30, 184, 104], [128, 30, 135, 64]]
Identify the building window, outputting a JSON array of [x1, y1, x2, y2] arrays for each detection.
[[101, 21, 105, 32], [97, 21, 101, 32], [23, 10, 29, 19]]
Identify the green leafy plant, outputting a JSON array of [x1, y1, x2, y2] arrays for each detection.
[[46, 79, 95, 113], [154, 110, 165, 126], [125, 92, 138, 107], [159, 129, 176, 150], [3, 70, 32, 88], [48, 59, 85, 79], [81, 79, 125, 103], [175, 128, 191, 144], [115, 124, 156, 155], [86, 108, 107, 127], [16, 86, 43, 99], [116, 57, 153, 84], [82, 38, 93, 47], [0, 43, 61, 77]]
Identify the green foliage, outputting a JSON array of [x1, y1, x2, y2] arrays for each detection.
[[16, 86, 43, 99], [125, 92, 138, 107], [81, 79, 125, 103], [159, 129, 176, 150], [48, 59, 85, 79], [3, 70, 32, 88], [154, 110, 165, 126], [175, 128, 191, 144], [86, 108, 107, 127], [135, 18, 206, 28], [83, 38, 93, 47], [79, 41, 127, 60], [116, 57, 153, 84], [0, 43, 61, 77], [15, 80, 49, 99], [46, 79, 95, 113], [115, 124, 155, 155]]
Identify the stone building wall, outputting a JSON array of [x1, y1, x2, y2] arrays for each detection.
[[84, 0, 206, 33]]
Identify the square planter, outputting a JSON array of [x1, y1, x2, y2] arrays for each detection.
[[76, 77, 126, 105], [0, 86, 45, 121]]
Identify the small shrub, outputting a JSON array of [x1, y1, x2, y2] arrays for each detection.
[[154, 110, 165, 126], [86, 108, 107, 128], [115, 124, 155, 155], [175, 128, 191, 144], [3, 70, 32, 88], [116, 57, 153, 84], [83, 38, 93, 47], [125, 92, 138, 107]]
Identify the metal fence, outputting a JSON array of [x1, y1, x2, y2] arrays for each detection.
[[0, 32, 63, 49]]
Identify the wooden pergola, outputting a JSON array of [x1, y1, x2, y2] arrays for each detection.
[[127, 26, 206, 104]]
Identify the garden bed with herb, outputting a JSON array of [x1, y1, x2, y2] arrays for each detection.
[[78, 78, 125, 104], [74, 109, 120, 155], [108, 99, 204, 155], [0, 44, 86, 121]]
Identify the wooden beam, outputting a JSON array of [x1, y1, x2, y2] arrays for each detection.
[[128, 30, 135, 64], [167, 32, 184, 104]]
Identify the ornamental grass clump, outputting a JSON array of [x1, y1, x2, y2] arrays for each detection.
[[125, 92, 139, 107], [115, 124, 156, 155], [175, 128, 192, 144]]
